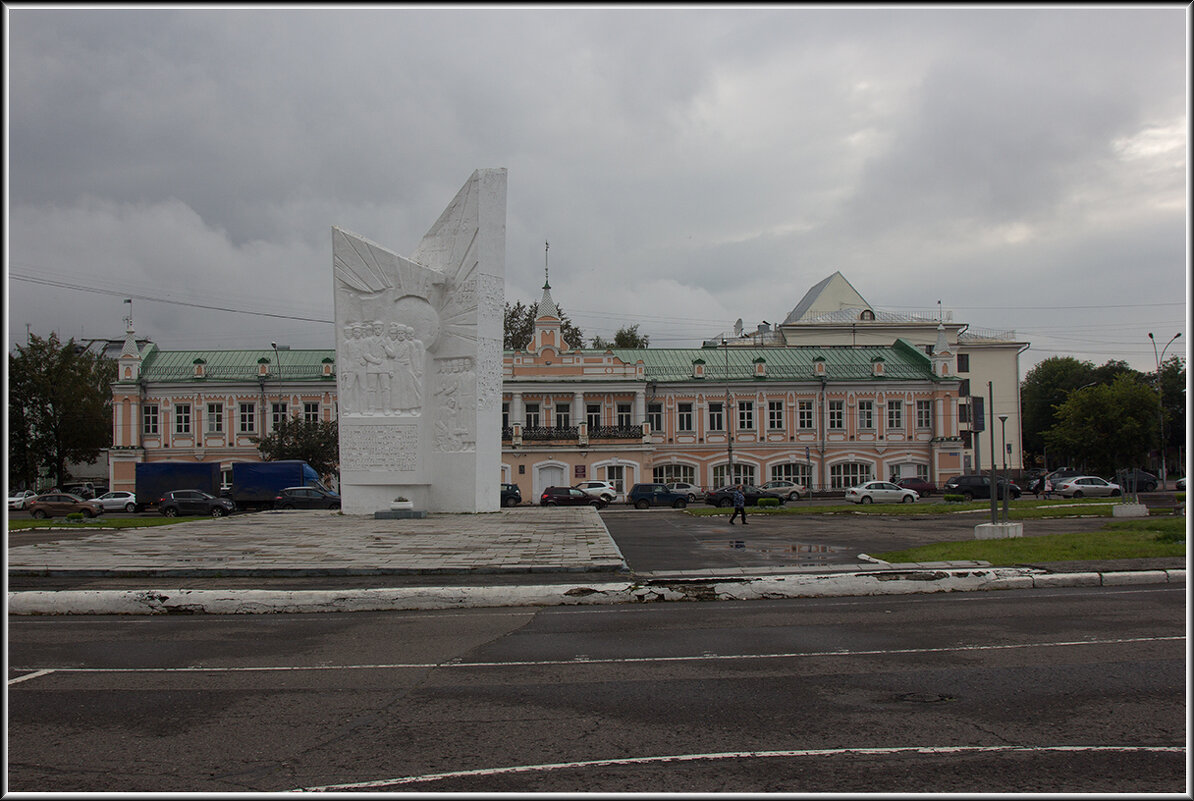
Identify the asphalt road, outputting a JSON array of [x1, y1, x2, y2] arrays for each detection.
[[7, 583, 1185, 793]]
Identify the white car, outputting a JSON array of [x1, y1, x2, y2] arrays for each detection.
[[573, 480, 618, 502], [8, 489, 38, 510], [1052, 476, 1122, 498], [95, 490, 138, 513], [844, 481, 918, 504], [665, 482, 705, 501], [759, 479, 806, 501], [1176, 477, 1186, 491]]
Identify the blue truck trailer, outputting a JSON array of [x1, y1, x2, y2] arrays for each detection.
[[134, 462, 221, 512], [229, 460, 326, 511]]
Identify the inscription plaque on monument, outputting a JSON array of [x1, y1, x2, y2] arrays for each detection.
[[333, 169, 506, 513]]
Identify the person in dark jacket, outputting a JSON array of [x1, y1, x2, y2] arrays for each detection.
[[729, 484, 747, 525]]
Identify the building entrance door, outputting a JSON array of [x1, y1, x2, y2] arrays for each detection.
[[536, 464, 565, 499]]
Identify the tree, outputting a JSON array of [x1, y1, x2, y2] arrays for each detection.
[[591, 324, 650, 349], [254, 415, 340, 478], [1043, 375, 1158, 476], [503, 300, 585, 350], [1020, 356, 1096, 464], [8, 333, 116, 489], [1152, 355, 1186, 474]]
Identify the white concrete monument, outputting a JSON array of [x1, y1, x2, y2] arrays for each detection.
[[333, 169, 506, 514]]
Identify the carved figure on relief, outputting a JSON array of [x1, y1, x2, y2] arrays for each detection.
[[433, 357, 476, 452], [340, 324, 369, 415], [387, 324, 425, 415]]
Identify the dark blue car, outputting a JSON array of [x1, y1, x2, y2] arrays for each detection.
[[627, 483, 689, 509]]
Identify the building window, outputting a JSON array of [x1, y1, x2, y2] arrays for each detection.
[[206, 403, 223, 434], [605, 465, 625, 494], [653, 464, 695, 484], [738, 401, 754, 431], [798, 400, 814, 430], [647, 403, 662, 433], [143, 405, 159, 436], [958, 402, 970, 425], [917, 464, 930, 482], [916, 400, 933, 429], [858, 400, 874, 430], [768, 400, 784, 430], [525, 403, 540, 428], [174, 404, 191, 435], [239, 403, 256, 434], [616, 403, 632, 427], [587, 404, 602, 429], [957, 353, 970, 373], [830, 462, 871, 490], [677, 403, 693, 432], [304, 402, 320, 423], [555, 403, 571, 428], [271, 402, 288, 430], [502, 403, 509, 429], [708, 401, 724, 432], [771, 462, 812, 488], [828, 400, 844, 430], [713, 463, 755, 487], [887, 400, 902, 431], [959, 378, 970, 397]]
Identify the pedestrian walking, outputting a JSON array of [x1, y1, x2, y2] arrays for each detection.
[[729, 484, 747, 525], [1032, 475, 1046, 499]]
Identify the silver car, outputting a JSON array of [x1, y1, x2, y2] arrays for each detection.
[[844, 480, 918, 504], [665, 482, 705, 501], [1053, 476, 1122, 498], [95, 491, 138, 513], [759, 479, 806, 501]]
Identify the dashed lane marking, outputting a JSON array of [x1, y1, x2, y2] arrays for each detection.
[[8, 634, 1183, 683]]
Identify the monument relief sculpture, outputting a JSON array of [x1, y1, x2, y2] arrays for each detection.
[[333, 169, 506, 514]]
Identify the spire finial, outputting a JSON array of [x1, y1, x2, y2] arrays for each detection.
[[544, 240, 550, 288]]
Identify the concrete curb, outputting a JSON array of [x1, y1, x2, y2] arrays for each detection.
[[6, 568, 1184, 615]]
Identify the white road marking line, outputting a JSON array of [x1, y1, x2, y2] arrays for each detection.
[[7, 669, 55, 685], [8, 635, 1184, 680], [296, 745, 1188, 790]]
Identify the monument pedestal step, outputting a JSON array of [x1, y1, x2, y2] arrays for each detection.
[[374, 510, 429, 520]]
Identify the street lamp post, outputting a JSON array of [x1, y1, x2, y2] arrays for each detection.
[[1148, 332, 1181, 491], [723, 338, 734, 486], [999, 414, 1009, 522], [271, 342, 282, 433]]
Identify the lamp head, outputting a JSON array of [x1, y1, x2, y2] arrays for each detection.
[[271, 342, 277, 349]]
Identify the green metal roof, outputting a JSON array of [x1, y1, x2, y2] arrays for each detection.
[[133, 339, 939, 384], [138, 348, 336, 382], [603, 339, 937, 382]]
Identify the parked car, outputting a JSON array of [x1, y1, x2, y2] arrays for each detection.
[[1110, 469, 1158, 493], [759, 479, 806, 501], [627, 483, 689, 509], [274, 486, 342, 509], [8, 489, 38, 511], [573, 480, 618, 502], [1176, 477, 1186, 491], [540, 486, 607, 508], [1043, 468, 1083, 491], [895, 477, 937, 497], [500, 483, 522, 507], [704, 485, 785, 508], [157, 489, 236, 517], [664, 482, 705, 501], [95, 491, 138, 513], [1052, 476, 1122, 498], [62, 482, 97, 499], [845, 481, 918, 504], [27, 492, 105, 519], [942, 475, 1022, 501]]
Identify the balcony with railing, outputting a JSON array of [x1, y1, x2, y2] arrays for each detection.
[[502, 422, 650, 446]]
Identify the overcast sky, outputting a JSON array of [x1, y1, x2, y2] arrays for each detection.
[[6, 5, 1188, 375]]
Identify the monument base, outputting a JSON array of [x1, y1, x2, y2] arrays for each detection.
[[1111, 503, 1148, 518], [974, 522, 1024, 540], [375, 510, 429, 520]]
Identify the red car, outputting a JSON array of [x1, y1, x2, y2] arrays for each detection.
[[895, 477, 937, 497]]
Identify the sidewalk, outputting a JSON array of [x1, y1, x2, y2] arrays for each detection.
[[6, 508, 1186, 615]]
